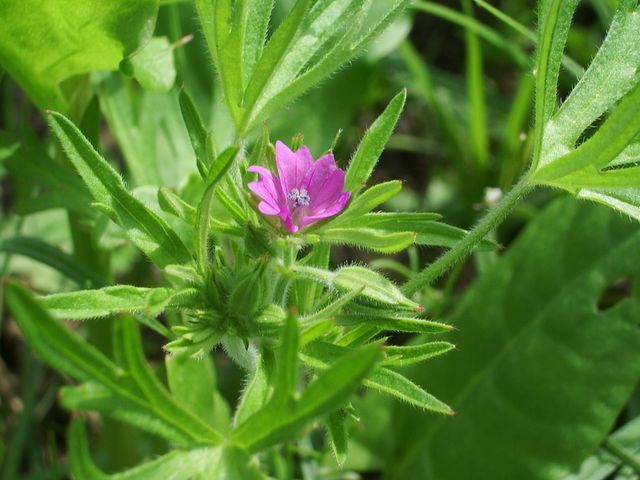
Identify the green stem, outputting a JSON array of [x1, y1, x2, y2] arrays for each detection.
[[603, 438, 640, 475], [403, 176, 533, 296]]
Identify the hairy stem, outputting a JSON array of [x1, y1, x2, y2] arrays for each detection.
[[402, 176, 533, 296]]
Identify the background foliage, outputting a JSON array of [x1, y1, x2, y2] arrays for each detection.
[[1, 0, 639, 479]]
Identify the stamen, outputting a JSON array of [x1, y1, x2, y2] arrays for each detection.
[[288, 188, 311, 208]]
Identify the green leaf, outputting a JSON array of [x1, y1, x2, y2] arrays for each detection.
[[334, 266, 420, 310], [61, 382, 189, 443], [319, 228, 416, 253], [568, 415, 640, 480], [326, 410, 349, 467], [334, 213, 497, 250], [272, 313, 300, 403], [120, 37, 176, 93], [382, 341, 455, 367], [40, 286, 198, 320], [69, 419, 264, 480], [337, 309, 453, 334], [365, 367, 453, 415], [97, 74, 193, 188], [157, 187, 196, 223], [576, 186, 640, 221], [233, 354, 272, 427], [461, 0, 488, 169], [292, 265, 420, 310], [247, 0, 412, 131], [195, 146, 238, 272], [302, 342, 451, 414], [0, 0, 157, 111], [113, 317, 224, 445], [166, 354, 231, 433], [531, 0, 580, 169], [0, 236, 103, 287], [231, 343, 381, 453], [328, 180, 402, 225], [539, 1, 640, 168], [6, 282, 126, 387], [179, 88, 209, 167], [344, 90, 406, 193], [534, 81, 640, 182], [240, 0, 312, 132], [47, 112, 192, 268], [374, 198, 640, 479], [243, 0, 274, 82]]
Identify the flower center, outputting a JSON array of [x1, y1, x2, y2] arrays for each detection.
[[287, 188, 310, 208]]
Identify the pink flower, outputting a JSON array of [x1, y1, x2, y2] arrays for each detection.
[[248, 141, 351, 233]]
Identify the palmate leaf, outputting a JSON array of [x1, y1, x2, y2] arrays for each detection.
[[48, 112, 192, 268], [364, 198, 640, 479]]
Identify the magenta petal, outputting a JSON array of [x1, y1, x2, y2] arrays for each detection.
[[248, 165, 285, 216], [309, 169, 345, 215], [275, 141, 313, 195], [298, 191, 351, 228], [301, 154, 340, 203]]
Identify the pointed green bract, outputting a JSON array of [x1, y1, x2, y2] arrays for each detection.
[[48, 112, 192, 268], [195, 146, 238, 273], [179, 88, 209, 166], [319, 228, 416, 254], [531, 0, 580, 170], [40, 286, 199, 320], [272, 313, 300, 403], [231, 343, 380, 452], [344, 90, 406, 193]]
